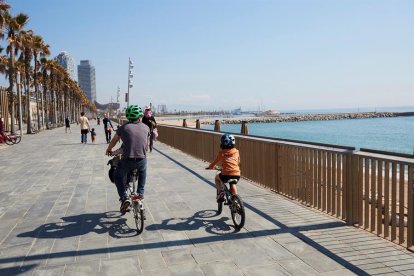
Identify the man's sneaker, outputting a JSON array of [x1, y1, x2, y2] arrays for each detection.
[[120, 198, 131, 214], [216, 191, 225, 203], [138, 194, 144, 200]]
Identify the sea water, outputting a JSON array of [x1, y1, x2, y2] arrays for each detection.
[[203, 116, 414, 155]]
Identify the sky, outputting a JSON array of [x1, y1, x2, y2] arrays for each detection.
[[3, 0, 414, 112]]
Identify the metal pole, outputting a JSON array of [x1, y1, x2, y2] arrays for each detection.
[[127, 57, 130, 107]]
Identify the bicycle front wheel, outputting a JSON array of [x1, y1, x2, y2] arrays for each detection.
[[230, 195, 245, 230], [132, 202, 144, 234], [12, 136, 21, 144]]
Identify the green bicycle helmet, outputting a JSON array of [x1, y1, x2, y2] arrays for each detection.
[[125, 105, 143, 120]]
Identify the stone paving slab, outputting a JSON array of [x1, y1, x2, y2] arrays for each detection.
[[1, 122, 414, 275]]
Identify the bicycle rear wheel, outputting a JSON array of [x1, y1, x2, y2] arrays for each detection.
[[230, 195, 245, 230], [132, 201, 144, 234]]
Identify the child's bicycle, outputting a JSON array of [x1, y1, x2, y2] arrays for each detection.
[[1, 132, 21, 145], [212, 168, 246, 231], [124, 168, 145, 234]]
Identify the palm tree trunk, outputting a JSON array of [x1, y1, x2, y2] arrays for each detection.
[[8, 51, 15, 134]]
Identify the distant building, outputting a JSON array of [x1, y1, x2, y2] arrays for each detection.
[[77, 60, 96, 103], [55, 51, 76, 80], [157, 104, 167, 113]]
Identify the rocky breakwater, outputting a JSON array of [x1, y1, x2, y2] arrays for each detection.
[[202, 112, 398, 125]]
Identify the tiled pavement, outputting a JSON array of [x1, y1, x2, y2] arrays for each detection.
[[1, 122, 414, 275]]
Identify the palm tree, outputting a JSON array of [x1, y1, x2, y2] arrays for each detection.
[[32, 34, 49, 130], [4, 11, 29, 134], [40, 57, 51, 128], [17, 29, 35, 134]]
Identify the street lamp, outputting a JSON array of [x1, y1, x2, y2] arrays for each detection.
[[126, 58, 133, 107]]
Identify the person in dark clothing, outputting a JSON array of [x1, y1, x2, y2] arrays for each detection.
[[0, 116, 7, 143], [103, 113, 114, 143], [142, 107, 157, 152], [65, 117, 71, 133]]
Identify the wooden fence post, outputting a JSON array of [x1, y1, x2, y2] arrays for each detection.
[[241, 121, 248, 135], [196, 119, 200, 129], [182, 119, 187, 127], [408, 165, 414, 250], [214, 120, 221, 132], [346, 152, 360, 226]]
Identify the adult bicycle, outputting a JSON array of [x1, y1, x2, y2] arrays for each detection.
[[125, 168, 145, 234], [107, 156, 145, 234], [1, 132, 21, 145]]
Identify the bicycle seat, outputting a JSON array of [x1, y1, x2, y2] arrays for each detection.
[[227, 179, 239, 185]]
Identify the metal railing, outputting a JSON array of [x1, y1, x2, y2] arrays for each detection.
[[157, 124, 414, 250]]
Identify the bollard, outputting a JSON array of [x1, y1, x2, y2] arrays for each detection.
[[196, 119, 200, 129], [214, 120, 221, 132], [241, 121, 249, 135], [182, 119, 188, 127]]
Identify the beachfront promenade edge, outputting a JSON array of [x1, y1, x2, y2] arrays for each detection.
[[157, 124, 414, 251]]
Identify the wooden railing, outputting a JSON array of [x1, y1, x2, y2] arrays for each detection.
[[157, 124, 414, 250]]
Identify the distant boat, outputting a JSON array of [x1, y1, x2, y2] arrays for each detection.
[[263, 110, 280, 116], [255, 109, 280, 116]]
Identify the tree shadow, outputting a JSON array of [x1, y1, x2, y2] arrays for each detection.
[[0, 264, 37, 275], [17, 211, 137, 239], [146, 210, 236, 235]]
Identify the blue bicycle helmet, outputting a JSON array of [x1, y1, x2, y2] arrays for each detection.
[[220, 133, 235, 149]]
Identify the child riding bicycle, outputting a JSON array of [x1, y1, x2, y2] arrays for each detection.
[[206, 133, 241, 203]]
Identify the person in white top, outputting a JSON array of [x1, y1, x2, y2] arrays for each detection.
[[79, 112, 90, 144]]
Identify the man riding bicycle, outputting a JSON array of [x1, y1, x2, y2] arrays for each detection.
[[105, 105, 150, 213]]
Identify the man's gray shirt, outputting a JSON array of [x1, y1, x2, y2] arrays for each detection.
[[116, 121, 150, 159]]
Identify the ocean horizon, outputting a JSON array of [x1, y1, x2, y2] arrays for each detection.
[[201, 108, 414, 155]]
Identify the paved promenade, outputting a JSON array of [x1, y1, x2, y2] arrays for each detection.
[[1, 121, 414, 275]]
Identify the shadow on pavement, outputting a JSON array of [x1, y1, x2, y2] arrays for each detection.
[[154, 147, 369, 276], [0, 264, 37, 275], [0, 147, 369, 275], [17, 211, 136, 239], [146, 210, 236, 234]]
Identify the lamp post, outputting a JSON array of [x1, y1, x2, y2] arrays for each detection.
[[126, 58, 133, 107], [117, 86, 120, 123]]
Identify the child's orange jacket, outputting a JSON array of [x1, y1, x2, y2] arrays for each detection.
[[208, 148, 240, 176]]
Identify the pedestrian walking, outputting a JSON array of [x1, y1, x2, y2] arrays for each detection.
[[65, 117, 71, 133], [142, 106, 158, 152], [103, 113, 114, 144], [91, 128, 96, 143], [79, 112, 90, 144]]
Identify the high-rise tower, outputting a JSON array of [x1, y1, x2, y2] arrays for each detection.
[[77, 60, 96, 103], [55, 51, 76, 80]]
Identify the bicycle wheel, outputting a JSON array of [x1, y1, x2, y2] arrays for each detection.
[[12, 136, 21, 144], [4, 138, 13, 145], [132, 201, 144, 234], [230, 195, 245, 230]]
